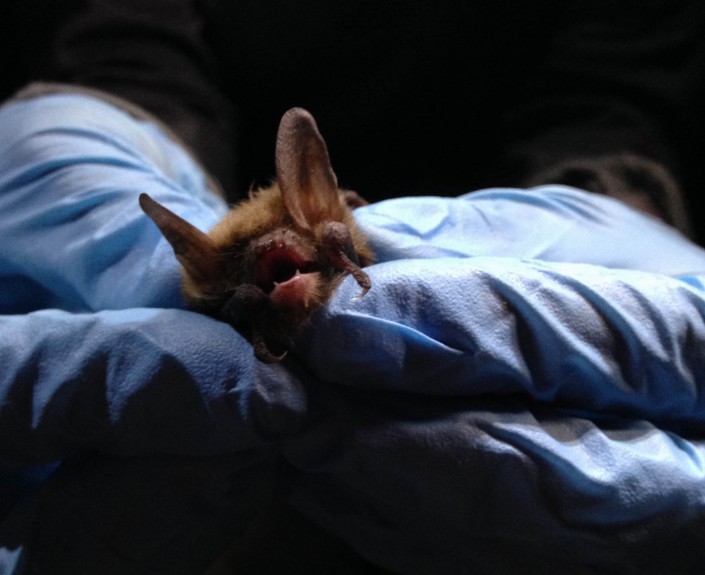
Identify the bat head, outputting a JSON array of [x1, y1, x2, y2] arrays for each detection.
[[140, 108, 372, 362]]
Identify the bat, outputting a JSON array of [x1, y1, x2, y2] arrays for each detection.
[[139, 108, 373, 363]]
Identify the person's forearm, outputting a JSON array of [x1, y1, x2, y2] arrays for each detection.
[[50, 0, 239, 197], [497, 0, 702, 236]]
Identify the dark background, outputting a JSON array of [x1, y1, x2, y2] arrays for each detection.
[[3, 1, 705, 244]]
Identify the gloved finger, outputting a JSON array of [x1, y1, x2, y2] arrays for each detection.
[[300, 256, 705, 434], [0, 307, 309, 464], [0, 89, 227, 313], [356, 187, 705, 277]]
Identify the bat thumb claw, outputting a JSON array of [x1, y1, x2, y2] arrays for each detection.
[[352, 286, 370, 300], [352, 269, 371, 300]]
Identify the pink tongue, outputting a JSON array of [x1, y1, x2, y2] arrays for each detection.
[[270, 271, 318, 308], [257, 244, 312, 288]]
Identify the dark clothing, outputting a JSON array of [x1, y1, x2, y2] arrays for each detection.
[[33, 1, 705, 232]]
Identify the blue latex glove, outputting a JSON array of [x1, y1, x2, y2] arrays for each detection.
[[0, 91, 307, 573], [0, 92, 312, 459], [0, 90, 225, 314], [280, 193, 705, 573], [3, 89, 705, 573], [285, 194, 705, 572]]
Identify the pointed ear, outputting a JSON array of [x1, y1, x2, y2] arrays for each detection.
[[139, 193, 220, 282], [275, 108, 344, 230]]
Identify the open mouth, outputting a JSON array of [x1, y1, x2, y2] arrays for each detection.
[[251, 240, 322, 309], [256, 245, 318, 293], [251, 229, 324, 309]]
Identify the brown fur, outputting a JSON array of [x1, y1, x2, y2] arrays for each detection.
[[141, 108, 373, 362]]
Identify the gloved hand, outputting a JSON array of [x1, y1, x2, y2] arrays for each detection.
[[0, 87, 226, 314], [0, 89, 308, 574], [285, 191, 705, 574], [0, 89, 311, 462], [303, 187, 705, 418], [3, 88, 705, 574]]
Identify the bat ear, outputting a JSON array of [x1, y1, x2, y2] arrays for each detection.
[[139, 193, 220, 282], [275, 108, 344, 230]]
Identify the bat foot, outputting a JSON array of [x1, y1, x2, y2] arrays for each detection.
[[253, 328, 290, 363], [219, 285, 290, 362]]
